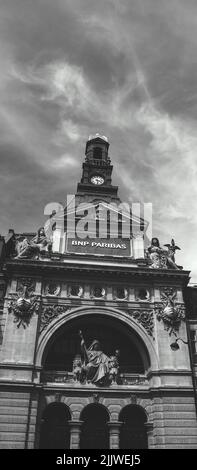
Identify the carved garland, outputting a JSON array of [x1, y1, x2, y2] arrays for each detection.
[[40, 305, 73, 333], [155, 287, 185, 336], [8, 278, 39, 328], [16, 278, 36, 296], [8, 293, 40, 328], [126, 309, 154, 337], [155, 303, 185, 336]]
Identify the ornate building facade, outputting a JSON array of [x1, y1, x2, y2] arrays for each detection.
[[0, 134, 197, 449]]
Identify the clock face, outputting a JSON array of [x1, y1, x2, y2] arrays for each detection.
[[91, 176, 104, 185]]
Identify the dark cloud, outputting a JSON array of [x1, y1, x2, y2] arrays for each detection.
[[0, 0, 197, 279]]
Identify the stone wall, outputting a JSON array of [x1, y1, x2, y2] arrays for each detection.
[[0, 388, 38, 449]]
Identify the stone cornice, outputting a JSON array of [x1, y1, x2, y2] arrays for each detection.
[[0, 380, 195, 396], [0, 363, 42, 371], [3, 259, 190, 284], [147, 369, 192, 378], [0, 364, 191, 378]]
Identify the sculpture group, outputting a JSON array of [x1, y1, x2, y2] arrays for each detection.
[[147, 238, 181, 270], [72, 331, 120, 386], [12, 224, 181, 271], [15, 227, 52, 259]]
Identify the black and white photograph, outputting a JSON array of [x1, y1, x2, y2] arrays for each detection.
[[0, 0, 197, 458]]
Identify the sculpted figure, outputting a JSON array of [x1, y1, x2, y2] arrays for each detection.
[[108, 350, 120, 384], [147, 237, 180, 270], [72, 355, 83, 383], [79, 331, 110, 385], [147, 238, 166, 269], [15, 227, 52, 259], [164, 239, 180, 269]]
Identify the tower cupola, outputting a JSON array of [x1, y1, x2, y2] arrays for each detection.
[[85, 133, 110, 165]]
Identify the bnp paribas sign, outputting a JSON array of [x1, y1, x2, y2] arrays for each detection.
[[44, 198, 152, 258], [66, 237, 131, 256]]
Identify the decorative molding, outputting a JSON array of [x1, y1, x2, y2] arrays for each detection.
[[126, 309, 154, 337], [68, 285, 83, 298], [92, 393, 101, 403], [91, 286, 106, 299], [17, 278, 36, 296], [155, 287, 185, 336], [135, 288, 150, 302], [44, 282, 61, 297], [54, 392, 61, 402], [160, 286, 177, 301], [155, 303, 185, 336], [114, 287, 128, 301], [130, 394, 137, 405], [40, 304, 72, 333], [8, 290, 40, 328]]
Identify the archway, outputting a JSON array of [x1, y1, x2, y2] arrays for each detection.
[[119, 405, 148, 449], [37, 306, 158, 374], [39, 403, 71, 449], [80, 404, 109, 449], [42, 313, 149, 375]]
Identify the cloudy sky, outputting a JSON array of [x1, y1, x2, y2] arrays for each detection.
[[0, 0, 197, 281]]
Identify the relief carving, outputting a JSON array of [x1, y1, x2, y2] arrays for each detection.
[[126, 309, 154, 337], [8, 283, 40, 328], [155, 287, 185, 336], [44, 282, 61, 297], [40, 305, 72, 332]]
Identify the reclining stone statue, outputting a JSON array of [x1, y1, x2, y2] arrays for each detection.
[[15, 227, 52, 259]]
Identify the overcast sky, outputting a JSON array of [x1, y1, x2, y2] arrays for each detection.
[[0, 0, 197, 281]]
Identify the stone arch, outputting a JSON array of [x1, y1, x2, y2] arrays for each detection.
[[119, 404, 148, 449], [39, 402, 71, 449], [36, 306, 158, 372], [80, 403, 110, 449]]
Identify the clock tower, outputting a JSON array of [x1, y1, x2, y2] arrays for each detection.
[[76, 133, 120, 204]]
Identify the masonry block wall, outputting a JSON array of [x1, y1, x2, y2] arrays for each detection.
[[0, 271, 197, 449]]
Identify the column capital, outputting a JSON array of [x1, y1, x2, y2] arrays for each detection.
[[107, 421, 123, 428], [68, 420, 83, 428]]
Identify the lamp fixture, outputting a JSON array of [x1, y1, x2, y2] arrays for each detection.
[[170, 337, 196, 351]]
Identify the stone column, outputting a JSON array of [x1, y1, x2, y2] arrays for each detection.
[[108, 421, 122, 449], [145, 422, 154, 449], [69, 420, 83, 449]]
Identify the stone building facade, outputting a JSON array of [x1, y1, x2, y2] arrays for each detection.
[[0, 134, 197, 449]]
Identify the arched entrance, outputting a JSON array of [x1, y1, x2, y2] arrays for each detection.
[[42, 314, 148, 375], [39, 403, 71, 449], [80, 404, 109, 449], [119, 405, 148, 449]]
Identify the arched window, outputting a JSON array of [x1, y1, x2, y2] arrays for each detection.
[[119, 405, 148, 449], [93, 147, 102, 159], [43, 315, 147, 374], [80, 404, 109, 449], [39, 403, 71, 449]]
